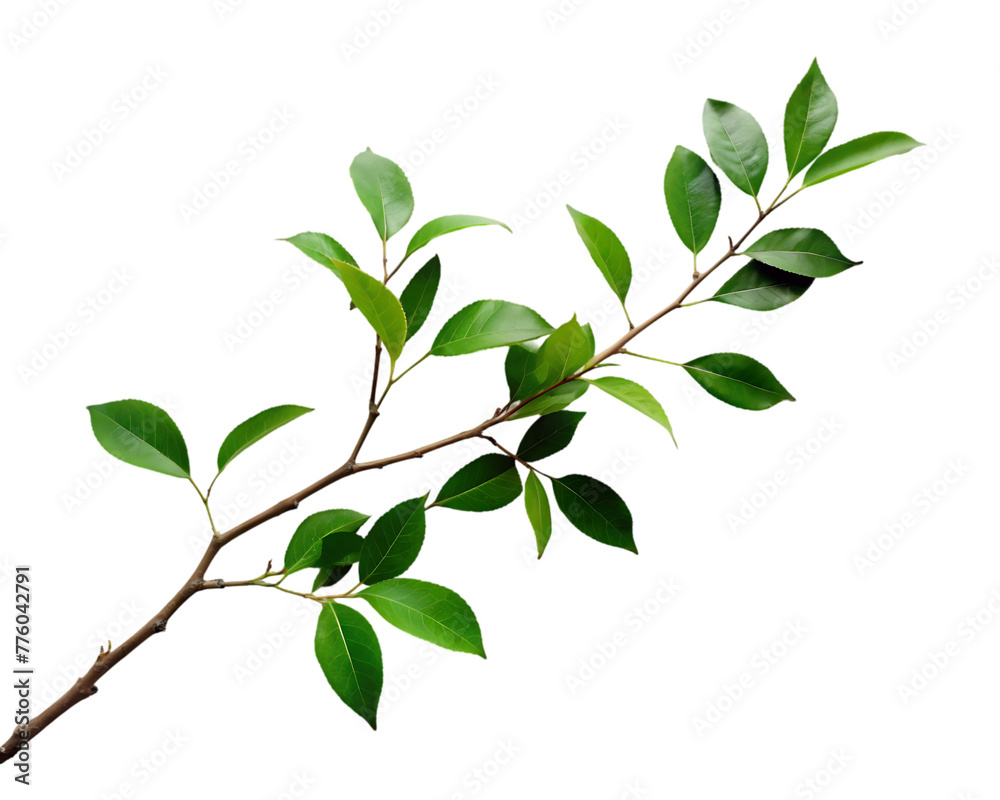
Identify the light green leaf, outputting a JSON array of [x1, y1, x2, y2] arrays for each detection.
[[566, 206, 631, 305], [279, 232, 358, 278], [433, 454, 522, 512], [802, 132, 922, 188], [359, 496, 427, 585], [784, 59, 838, 178], [664, 145, 721, 254], [711, 261, 813, 311], [524, 471, 552, 559], [683, 353, 795, 411], [516, 410, 585, 462], [403, 215, 510, 261], [399, 255, 440, 341], [358, 578, 486, 658], [431, 300, 553, 357], [87, 400, 190, 478], [743, 228, 860, 278], [217, 405, 313, 473], [702, 99, 769, 198], [551, 474, 635, 553], [582, 376, 676, 446], [349, 148, 413, 242], [509, 381, 588, 420], [334, 262, 408, 365], [513, 317, 594, 402], [315, 602, 382, 729], [284, 509, 369, 576]]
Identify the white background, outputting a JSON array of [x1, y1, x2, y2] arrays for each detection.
[[2, 1, 998, 798]]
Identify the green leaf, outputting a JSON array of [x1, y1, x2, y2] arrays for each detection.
[[582, 376, 676, 446], [349, 148, 413, 242], [509, 381, 588, 420], [279, 232, 358, 278], [683, 353, 795, 411], [334, 262, 408, 365], [784, 59, 838, 178], [315, 602, 382, 729], [551, 474, 635, 553], [524, 471, 552, 559], [566, 206, 631, 305], [516, 410, 585, 462], [403, 215, 510, 261], [433, 454, 522, 512], [505, 342, 540, 400], [217, 405, 313, 473], [313, 563, 353, 593], [399, 255, 440, 341], [358, 578, 486, 658], [430, 300, 553, 357], [710, 261, 813, 311], [87, 400, 190, 478], [513, 317, 594, 402], [664, 145, 721, 255], [359, 496, 427, 584], [743, 228, 860, 279], [801, 132, 922, 188], [284, 510, 369, 576], [702, 99, 769, 198]]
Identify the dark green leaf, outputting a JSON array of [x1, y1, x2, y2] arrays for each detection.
[[284, 509, 369, 576], [551, 474, 635, 553], [683, 353, 795, 410], [516, 410, 585, 462], [313, 563, 353, 593], [349, 148, 413, 242], [664, 145, 721, 255], [509, 381, 588, 420], [801, 132, 922, 188], [399, 255, 440, 341], [334, 262, 408, 365], [524, 471, 552, 559], [702, 99, 769, 197], [87, 400, 190, 478], [784, 59, 838, 178], [711, 261, 813, 311], [403, 215, 510, 261], [566, 206, 631, 305], [582, 376, 676, 445], [433, 454, 522, 512], [743, 228, 860, 278], [431, 300, 553, 357], [315, 602, 382, 729], [505, 342, 540, 400], [279, 232, 358, 278], [513, 317, 594, 402], [217, 405, 313, 473], [358, 578, 486, 658], [359, 496, 427, 584]]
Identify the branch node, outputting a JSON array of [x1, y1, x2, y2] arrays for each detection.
[[153, 619, 168, 633], [215, 579, 225, 588]]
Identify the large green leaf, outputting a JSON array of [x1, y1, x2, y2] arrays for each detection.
[[358, 578, 486, 658], [664, 145, 721, 255], [399, 255, 440, 341], [283, 509, 369, 576], [217, 405, 313, 473], [509, 381, 588, 420], [433, 454, 522, 512], [513, 318, 594, 402], [315, 602, 382, 729], [566, 206, 631, 305], [784, 59, 838, 178], [582, 376, 676, 445], [87, 400, 190, 478], [279, 232, 358, 277], [349, 148, 413, 242], [334, 262, 408, 365], [743, 228, 860, 278], [702, 99, 769, 198], [359, 496, 427, 584], [551, 474, 635, 553], [801, 132, 922, 188], [710, 261, 813, 311], [683, 353, 795, 411], [524, 471, 552, 559], [516, 410, 585, 462], [403, 215, 510, 261], [430, 300, 553, 357]]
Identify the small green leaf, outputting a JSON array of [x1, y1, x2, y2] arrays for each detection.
[[743, 228, 860, 278], [551, 474, 635, 553], [334, 262, 408, 365], [784, 59, 838, 178], [566, 206, 631, 305], [431, 300, 553, 357], [359, 496, 427, 584], [683, 353, 795, 411], [87, 400, 190, 478], [801, 132, 922, 188], [313, 563, 353, 593], [702, 99, 769, 198], [516, 410, 585, 462], [349, 148, 413, 242], [582, 376, 676, 445], [279, 232, 358, 277], [513, 317, 594, 402], [284, 510, 369, 576], [505, 342, 540, 400], [710, 261, 813, 311], [358, 578, 486, 658], [433, 454, 522, 512], [509, 381, 588, 420], [403, 215, 510, 261], [664, 145, 721, 255], [217, 405, 313, 473], [399, 255, 440, 341], [524, 471, 552, 559], [315, 602, 382, 729]]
